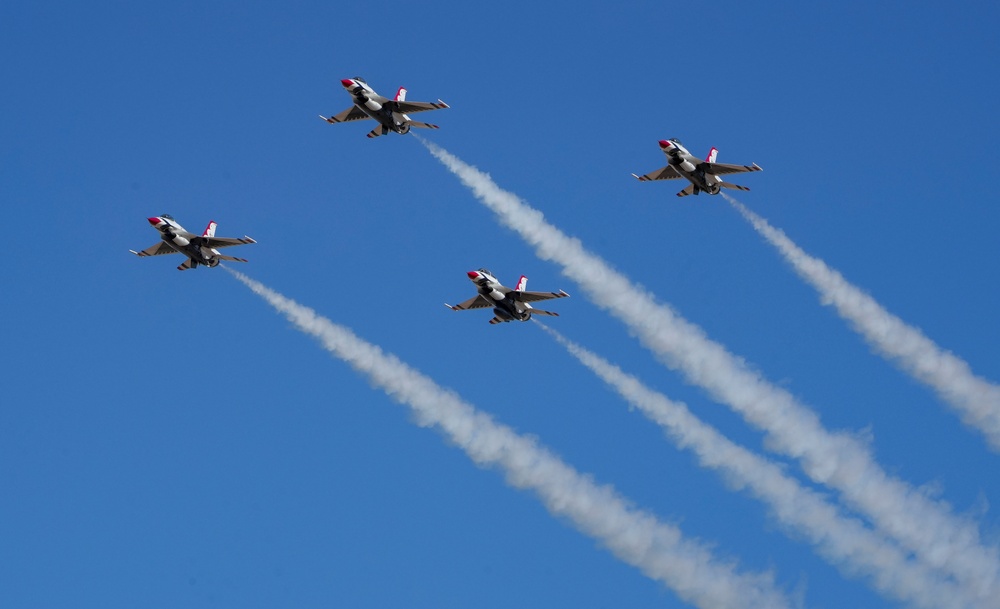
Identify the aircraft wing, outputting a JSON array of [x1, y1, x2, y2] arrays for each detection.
[[446, 295, 493, 311], [321, 105, 370, 123], [395, 100, 449, 114], [510, 290, 569, 303], [202, 236, 257, 249], [130, 242, 178, 257], [632, 165, 684, 181], [704, 162, 762, 176]]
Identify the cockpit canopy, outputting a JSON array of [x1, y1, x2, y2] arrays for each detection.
[[668, 138, 683, 145], [477, 268, 494, 277], [352, 76, 367, 84], [160, 213, 174, 220]]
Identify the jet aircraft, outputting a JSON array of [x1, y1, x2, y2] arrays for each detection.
[[130, 215, 256, 271], [446, 269, 569, 325], [320, 77, 449, 138], [632, 139, 761, 197]]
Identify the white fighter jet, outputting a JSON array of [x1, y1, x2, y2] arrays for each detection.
[[632, 139, 761, 197], [319, 77, 449, 138], [446, 269, 569, 325], [130, 215, 256, 271]]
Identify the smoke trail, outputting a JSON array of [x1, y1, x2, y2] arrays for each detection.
[[417, 138, 1000, 600], [724, 193, 1000, 451], [225, 268, 793, 609], [537, 322, 985, 609]]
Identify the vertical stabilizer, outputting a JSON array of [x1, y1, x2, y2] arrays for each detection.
[[515, 275, 528, 292], [395, 87, 407, 102], [203, 221, 218, 237], [706, 147, 718, 163]]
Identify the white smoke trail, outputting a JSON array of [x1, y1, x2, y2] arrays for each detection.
[[724, 193, 1000, 451], [225, 268, 793, 609], [417, 139, 1000, 601], [537, 322, 984, 609]]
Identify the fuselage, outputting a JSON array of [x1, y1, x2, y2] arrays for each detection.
[[660, 139, 722, 195], [148, 215, 220, 268], [341, 77, 412, 135], [468, 269, 532, 322]]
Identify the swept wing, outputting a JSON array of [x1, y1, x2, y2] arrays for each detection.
[[395, 100, 450, 114], [704, 162, 763, 176], [202, 236, 257, 249], [509, 290, 570, 303], [130, 242, 179, 257], [446, 295, 493, 311], [321, 106, 370, 124], [632, 165, 684, 182]]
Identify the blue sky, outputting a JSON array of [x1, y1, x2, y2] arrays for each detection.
[[2, 1, 998, 608]]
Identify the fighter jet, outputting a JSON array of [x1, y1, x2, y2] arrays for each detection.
[[632, 139, 761, 197], [130, 215, 256, 271], [319, 77, 449, 138], [446, 269, 569, 325]]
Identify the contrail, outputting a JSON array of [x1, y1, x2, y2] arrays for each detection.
[[417, 138, 1000, 599], [724, 193, 1000, 451], [537, 322, 985, 609], [225, 268, 793, 609]]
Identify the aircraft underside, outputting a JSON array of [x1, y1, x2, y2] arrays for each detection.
[[488, 297, 531, 323], [357, 103, 408, 135], [165, 239, 218, 268], [680, 167, 721, 195]]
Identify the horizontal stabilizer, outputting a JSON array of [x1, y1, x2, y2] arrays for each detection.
[[407, 121, 440, 130], [529, 309, 559, 317], [677, 184, 696, 198]]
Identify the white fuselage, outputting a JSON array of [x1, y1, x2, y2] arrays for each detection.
[[661, 140, 722, 195], [341, 78, 412, 134], [148, 216, 220, 268], [467, 270, 533, 322]]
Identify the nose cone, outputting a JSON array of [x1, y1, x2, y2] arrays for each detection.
[[341, 78, 355, 89], [467, 271, 480, 280], [147, 216, 162, 226], [658, 140, 672, 149]]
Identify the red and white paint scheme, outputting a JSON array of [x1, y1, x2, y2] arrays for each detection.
[[632, 138, 761, 198], [446, 268, 569, 325], [130, 214, 256, 271], [319, 76, 449, 139]]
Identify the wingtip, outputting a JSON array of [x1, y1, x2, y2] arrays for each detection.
[[631, 173, 644, 181], [752, 163, 762, 171], [129, 249, 141, 257], [444, 303, 457, 311], [558, 290, 570, 297], [243, 236, 257, 244]]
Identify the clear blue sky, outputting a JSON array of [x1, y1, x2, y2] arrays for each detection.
[[2, 1, 998, 607]]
